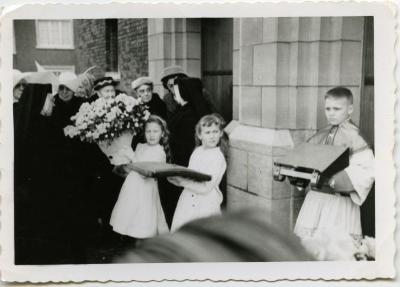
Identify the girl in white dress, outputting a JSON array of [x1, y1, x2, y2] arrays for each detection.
[[110, 115, 169, 239], [168, 114, 227, 232]]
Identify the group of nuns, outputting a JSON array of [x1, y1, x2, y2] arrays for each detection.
[[13, 65, 214, 264]]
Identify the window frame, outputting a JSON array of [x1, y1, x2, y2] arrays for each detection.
[[41, 65, 76, 76], [35, 20, 75, 50]]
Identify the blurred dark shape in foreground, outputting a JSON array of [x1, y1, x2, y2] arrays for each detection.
[[113, 208, 314, 263]]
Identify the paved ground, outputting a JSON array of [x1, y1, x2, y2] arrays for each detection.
[[85, 228, 138, 264], [14, 191, 138, 264]]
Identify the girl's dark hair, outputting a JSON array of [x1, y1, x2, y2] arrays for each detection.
[[145, 115, 172, 163], [195, 113, 229, 158]]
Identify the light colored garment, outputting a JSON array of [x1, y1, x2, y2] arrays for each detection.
[[294, 119, 375, 238], [110, 143, 169, 238], [171, 146, 227, 232]]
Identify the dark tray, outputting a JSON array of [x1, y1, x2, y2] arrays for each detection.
[[130, 162, 212, 182]]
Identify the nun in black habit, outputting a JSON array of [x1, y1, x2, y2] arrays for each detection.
[[29, 73, 94, 264], [13, 79, 51, 265]]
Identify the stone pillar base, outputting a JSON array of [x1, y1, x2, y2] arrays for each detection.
[[225, 121, 305, 231]]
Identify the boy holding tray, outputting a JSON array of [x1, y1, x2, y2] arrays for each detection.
[[294, 87, 375, 240]]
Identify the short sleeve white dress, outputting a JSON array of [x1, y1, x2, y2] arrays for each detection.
[[110, 143, 169, 238], [170, 146, 227, 232]]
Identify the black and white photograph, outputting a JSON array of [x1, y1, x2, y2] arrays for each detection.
[[0, 0, 397, 283]]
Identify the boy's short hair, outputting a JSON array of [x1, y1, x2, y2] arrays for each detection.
[[324, 87, 353, 104]]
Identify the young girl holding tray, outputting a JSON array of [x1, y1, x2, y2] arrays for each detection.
[[168, 114, 227, 232], [110, 115, 169, 239]]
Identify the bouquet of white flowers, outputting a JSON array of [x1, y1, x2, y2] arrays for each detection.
[[64, 93, 150, 164]]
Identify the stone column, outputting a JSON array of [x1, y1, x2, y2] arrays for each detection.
[[227, 17, 365, 230], [147, 18, 202, 97]]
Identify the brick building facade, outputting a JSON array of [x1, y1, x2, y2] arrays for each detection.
[[14, 19, 149, 94], [74, 19, 148, 93], [75, 20, 107, 76], [13, 20, 77, 73], [118, 19, 148, 93]]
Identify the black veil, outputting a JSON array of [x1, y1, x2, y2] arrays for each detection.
[[174, 77, 210, 119]]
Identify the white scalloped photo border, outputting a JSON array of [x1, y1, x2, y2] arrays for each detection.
[[0, 0, 397, 284]]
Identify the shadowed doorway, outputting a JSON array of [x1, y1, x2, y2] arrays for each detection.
[[201, 18, 233, 123]]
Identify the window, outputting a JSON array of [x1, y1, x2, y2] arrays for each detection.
[[36, 20, 74, 49], [41, 65, 75, 76]]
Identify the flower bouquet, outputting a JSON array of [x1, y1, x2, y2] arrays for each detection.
[[64, 93, 150, 165]]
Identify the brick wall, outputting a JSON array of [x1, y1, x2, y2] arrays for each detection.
[[118, 19, 148, 93], [75, 19, 107, 77], [74, 19, 148, 93]]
